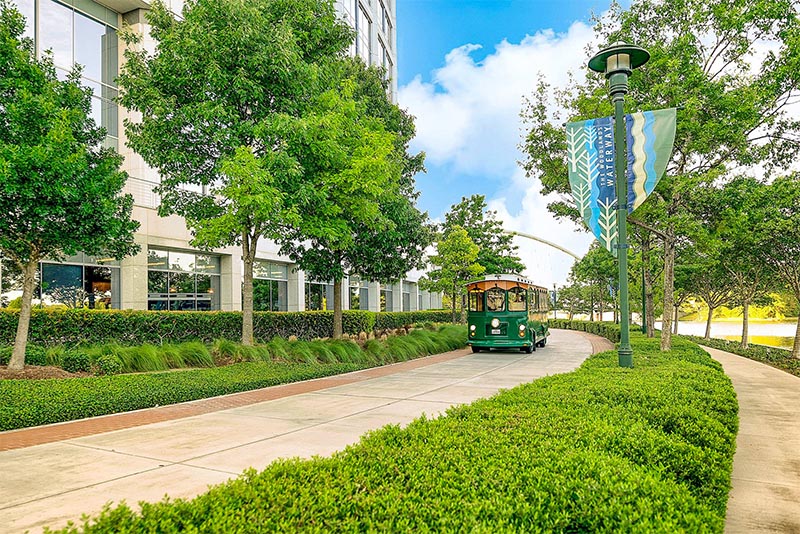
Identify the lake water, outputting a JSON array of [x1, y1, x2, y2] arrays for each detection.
[[654, 319, 797, 350]]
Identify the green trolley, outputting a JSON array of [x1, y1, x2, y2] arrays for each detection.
[[466, 274, 550, 354]]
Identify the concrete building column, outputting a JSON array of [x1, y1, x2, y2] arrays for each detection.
[[288, 268, 305, 312], [339, 279, 349, 310], [410, 282, 420, 311], [119, 234, 149, 310], [368, 281, 380, 312], [219, 252, 240, 311], [391, 282, 403, 312]]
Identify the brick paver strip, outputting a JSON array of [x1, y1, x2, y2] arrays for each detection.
[[1, 330, 611, 452]]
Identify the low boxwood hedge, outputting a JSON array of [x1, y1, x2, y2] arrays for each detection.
[[550, 319, 622, 342], [48, 331, 737, 533], [0, 326, 467, 431], [682, 334, 800, 378], [0, 309, 453, 347]]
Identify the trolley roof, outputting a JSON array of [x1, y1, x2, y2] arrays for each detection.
[[466, 274, 547, 292]]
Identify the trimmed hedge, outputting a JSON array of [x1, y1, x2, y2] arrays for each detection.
[[0, 326, 467, 431], [682, 334, 800, 378], [0, 309, 453, 347], [550, 319, 621, 342], [48, 332, 737, 533], [0, 344, 47, 366]]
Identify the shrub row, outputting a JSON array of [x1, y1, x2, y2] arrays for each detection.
[[50, 332, 737, 533], [682, 334, 800, 378], [0, 344, 48, 366], [550, 319, 622, 342], [0, 326, 467, 431], [0, 309, 453, 347]]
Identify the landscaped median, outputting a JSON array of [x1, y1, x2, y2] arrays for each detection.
[[0, 325, 467, 431], [47, 325, 738, 533]]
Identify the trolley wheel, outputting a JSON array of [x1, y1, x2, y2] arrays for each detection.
[[522, 345, 534, 354], [537, 337, 547, 348], [471, 346, 482, 353]]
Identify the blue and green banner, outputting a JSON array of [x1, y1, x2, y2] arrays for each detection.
[[566, 108, 676, 254]]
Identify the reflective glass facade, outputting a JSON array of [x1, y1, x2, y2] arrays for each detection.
[[147, 248, 221, 311], [252, 260, 288, 312], [0, 255, 120, 309], [15, 0, 119, 148], [306, 281, 334, 311]]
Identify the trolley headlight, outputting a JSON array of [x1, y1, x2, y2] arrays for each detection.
[[519, 323, 526, 337], [470, 324, 476, 331], [491, 318, 500, 328]]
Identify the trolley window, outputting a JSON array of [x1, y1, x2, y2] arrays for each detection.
[[508, 287, 526, 312], [468, 290, 484, 312], [486, 287, 505, 312]]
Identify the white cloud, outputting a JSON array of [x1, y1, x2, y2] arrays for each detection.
[[488, 169, 594, 288], [399, 20, 600, 285]]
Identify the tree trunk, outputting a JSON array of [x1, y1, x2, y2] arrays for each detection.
[[673, 305, 679, 334], [792, 315, 800, 359], [333, 276, 343, 338], [704, 305, 714, 340], [241, 232, 256, 346], [590, 293, 595, 321], [599, 291, 604, 322], [9, 259, 38, 370], [741, 300, 750, 349], [451, 282, 457, 324], [660, 230, 675, 351], [642, 233, 655, 337]]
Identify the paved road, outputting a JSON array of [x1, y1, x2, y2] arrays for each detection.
[[704, 346, 800, 533], [0, 329, 598, 533]]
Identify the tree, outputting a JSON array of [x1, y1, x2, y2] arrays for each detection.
[[570, 242, 617, 322], [522, 0, 800, 351], [557, 282, 592, 320], [751, 174, 800, 358], [698, 177, 775, 348], [279, 60, 430, 338], [0, 1, 139, 369], [681, 239, 733, 340], [117, 0, 352, 344], [421, 226, 484, 323], [443, 195, 525, 275], [277, 79, 423, 337]]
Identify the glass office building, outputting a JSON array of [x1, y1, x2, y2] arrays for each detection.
[[2, 0, 441, 313]]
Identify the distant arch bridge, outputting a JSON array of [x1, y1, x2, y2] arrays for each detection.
[[504, 231, 582, 261]]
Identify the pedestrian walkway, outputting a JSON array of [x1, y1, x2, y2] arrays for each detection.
[[0, 329, 602, 534], [703, 346, 800, 533]]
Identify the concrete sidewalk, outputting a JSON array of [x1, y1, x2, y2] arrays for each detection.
[[0, 329, 600, 533], [704, 346, 800, 533]]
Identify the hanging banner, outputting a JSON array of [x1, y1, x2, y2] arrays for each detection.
[[566, 108, 676, 255], [625, 108, 677, 211]]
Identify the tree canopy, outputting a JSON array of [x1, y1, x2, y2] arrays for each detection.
[[117, 0, 354, 344], [522, 0, 800, 350], [443, 195, 524, 275], [0, 1, 139, 368]]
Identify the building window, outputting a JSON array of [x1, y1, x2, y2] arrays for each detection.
[[348, 275, 369, 310], [356, 4, 370, 62], [1, 254, 120, 309], [402, 281, 411, 311], [22, 0, 119, 148], [147, 248, 221, 311], [251, 260, 288, 311], [380, 285, 392, 311], [305, 281, 334, 311]]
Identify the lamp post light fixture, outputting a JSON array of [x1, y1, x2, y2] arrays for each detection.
[[588, 42, 650, 368]]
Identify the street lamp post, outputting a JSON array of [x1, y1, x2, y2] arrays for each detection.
[[588, 42, 650, 368]]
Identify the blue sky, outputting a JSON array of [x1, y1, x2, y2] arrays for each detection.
[[395, 0, 623, 286]]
